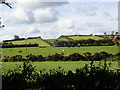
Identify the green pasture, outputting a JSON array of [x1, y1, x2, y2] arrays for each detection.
[[45, 39, 56, 44], [2, 46, 119, 58], [8, 38, 50, 46], [46, 38, 69, 44], [68, 36, 104, 40], [2, 61, 119, 73], [57, 37, 70, 41]]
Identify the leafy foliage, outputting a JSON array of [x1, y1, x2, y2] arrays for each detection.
[[2, 61, 120, 89]]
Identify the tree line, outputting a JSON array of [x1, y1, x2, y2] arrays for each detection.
[[1, 42, 38, 48], [53, 39, 116, 47], [2, 52, 120, 62]]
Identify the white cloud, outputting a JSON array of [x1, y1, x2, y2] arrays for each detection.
[[3, 1, 69, 24], [33, 8, 58, 23], [57, 18, 75, 29], [4, 8, 34, 24]]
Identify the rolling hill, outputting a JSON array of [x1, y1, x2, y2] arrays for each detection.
[[7, 38, 50, 47]]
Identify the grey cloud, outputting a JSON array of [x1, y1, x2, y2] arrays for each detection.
[[4, 1, 67, 24], [85, 22, 102, 27], [103, 12, 111, 18], [103, 12, 118, 21], [15, 2, 69, 10], [37, 2, 69, 8], [4, 9, 35, 24], [4, 7, 59, 24], [77, 4, 98, 16], [28, 28, 40, 33]]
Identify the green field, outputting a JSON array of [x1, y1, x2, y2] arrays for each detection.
[[2, 61, 119, 73], [68, 36, 104, 40], [8, 38, 50, 46], [2, 46, 119, 58], [45, 39, 56, 44], [45, 38, 69, 44]]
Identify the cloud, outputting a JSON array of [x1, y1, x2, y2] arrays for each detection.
[[33, 8, 58, 23], [77, 4, 98, 16], [103, 12, 118, 21], [3, 1, 69, 24], [57, 18, 75, 29], [103, 12, 111, 18], [14, 1, 68, 10], [4, 8, 58, 24], [4, 8, 34, 24], [27, 27, 40, 33], [85, 22, 102, 27], [0, 35, 13, 41]]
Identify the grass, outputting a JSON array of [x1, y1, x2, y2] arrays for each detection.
[[68, 36, 104, 40], [2, 61, 119, 73], [45, 39, 56, 44], [8, 38, 50, 46], [45, 38, 69, 44], [2, 46, 119, 58]]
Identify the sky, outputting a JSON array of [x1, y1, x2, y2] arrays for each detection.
[[0, 0, 119, 41]]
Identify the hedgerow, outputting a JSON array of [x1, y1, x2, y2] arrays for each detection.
[[2, 61, 120, 89], [2, 52, 120, 62]]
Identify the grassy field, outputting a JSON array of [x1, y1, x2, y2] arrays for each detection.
[[8, 38, 50, 46], [45, 39, 56, 44], [2, 46, 119, 58], [68, 36, 104, 40], [45, 38, 69, 44], [2, 61, 119, 73]]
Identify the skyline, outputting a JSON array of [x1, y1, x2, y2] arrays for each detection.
[[0, 0, 118, 41]]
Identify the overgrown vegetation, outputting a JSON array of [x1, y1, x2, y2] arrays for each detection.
[[2, 61, 120, 89]]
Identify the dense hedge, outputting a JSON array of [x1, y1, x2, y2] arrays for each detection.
[[53, 39, 115, 47], [3, 38, 25, 42], [2, 52, 120, 62], [2, 61, 120, 90], [1, 42, 38, 48]]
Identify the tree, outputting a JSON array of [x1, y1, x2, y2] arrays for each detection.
[[14, 35, 19, 39], [115, 32, 119, 35], [104, 32, 107, 35]]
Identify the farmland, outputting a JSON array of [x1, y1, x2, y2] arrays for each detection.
[[2, 61, 119, 73], [2, 35, 120, 73], [7, 38, 50, 46], [2, 46, 119, 58], [68, 36, 104, 40]]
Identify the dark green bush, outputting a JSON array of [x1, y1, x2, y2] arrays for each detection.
[[2, 61, 120, 90], [2, 52, 120, 62]]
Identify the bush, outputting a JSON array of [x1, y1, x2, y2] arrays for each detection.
[[2, 61, 120, 89]]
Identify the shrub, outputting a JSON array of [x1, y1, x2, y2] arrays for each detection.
[[2, 61, 120, 89]]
